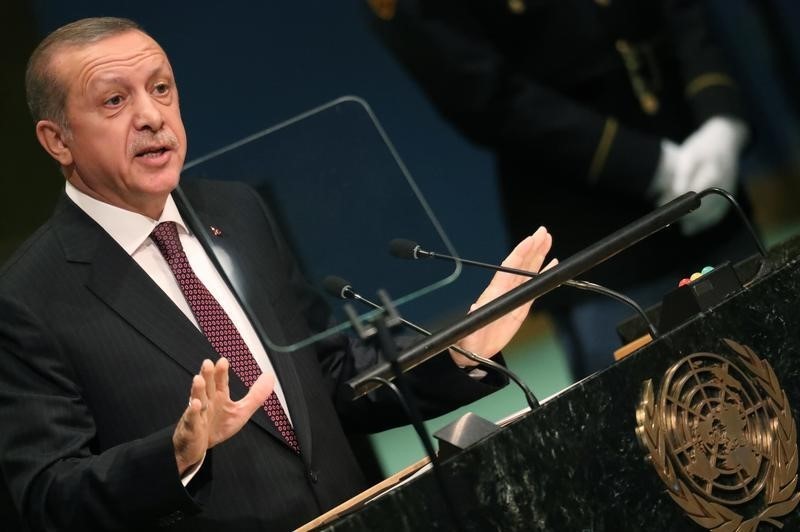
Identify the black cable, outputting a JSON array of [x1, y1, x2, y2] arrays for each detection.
[[698, 187, 767, 257], [371, 317, 466, 531]]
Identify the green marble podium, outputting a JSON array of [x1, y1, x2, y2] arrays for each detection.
[[318, 236, 800, 531]]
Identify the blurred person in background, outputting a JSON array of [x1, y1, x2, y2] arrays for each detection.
[[367, 0, 756, 379]]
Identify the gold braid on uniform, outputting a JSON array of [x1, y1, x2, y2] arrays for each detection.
[[588, 118, 619, 182], [685, 72, 735, 98]]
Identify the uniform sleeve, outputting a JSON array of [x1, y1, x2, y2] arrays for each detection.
[[662, 0, 746, 124], [366, 0, 662, 198]]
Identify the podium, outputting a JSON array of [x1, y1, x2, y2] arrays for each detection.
[[309, 236, 800, 531]]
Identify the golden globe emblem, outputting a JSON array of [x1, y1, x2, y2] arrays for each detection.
[[636, 339, 800, 531]]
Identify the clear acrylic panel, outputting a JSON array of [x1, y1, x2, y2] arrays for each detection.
[[182, 96, 462, 352]]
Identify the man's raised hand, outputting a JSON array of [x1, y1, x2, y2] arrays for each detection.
[[453, 226, 555, 366], [173, 358, 274, 475]]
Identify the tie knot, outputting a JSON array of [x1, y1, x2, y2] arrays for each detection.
[[150, 221, 183, 260]]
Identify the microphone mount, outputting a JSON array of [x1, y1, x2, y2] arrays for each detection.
[[322, 276, 540, 409]]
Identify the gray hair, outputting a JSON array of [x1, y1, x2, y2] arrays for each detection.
[[25, 17, 146, 128]]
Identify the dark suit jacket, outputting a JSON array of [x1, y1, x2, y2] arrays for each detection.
[[0, 179, 505, 531]]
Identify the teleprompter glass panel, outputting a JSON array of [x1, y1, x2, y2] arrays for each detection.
[[182, 97, 463, 352]]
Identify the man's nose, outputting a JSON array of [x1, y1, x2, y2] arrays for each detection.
[[132, 94, 165, 131]]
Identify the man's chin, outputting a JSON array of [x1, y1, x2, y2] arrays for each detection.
[[133, 171, 181, 199]]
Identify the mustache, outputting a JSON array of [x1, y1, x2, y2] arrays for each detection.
[[128, 130, 180, 157]]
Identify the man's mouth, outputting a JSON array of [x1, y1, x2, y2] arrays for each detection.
[[135, 146, 170, 158]]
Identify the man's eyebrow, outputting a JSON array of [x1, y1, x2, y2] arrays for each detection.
[[90, 64, 173, 88], [89, 75, 125, 88], [145, 63, 174, 80]]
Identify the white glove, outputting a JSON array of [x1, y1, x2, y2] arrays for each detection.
[[651, 117, 749, 236]]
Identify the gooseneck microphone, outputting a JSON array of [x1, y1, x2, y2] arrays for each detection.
[[323, 276, 357, 300], [346, 192, 713, 399], [389, 238, 660, 339], [322, 275, 539, 408]]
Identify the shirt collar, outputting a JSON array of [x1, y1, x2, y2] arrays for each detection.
[[65, 181, 190, 256]]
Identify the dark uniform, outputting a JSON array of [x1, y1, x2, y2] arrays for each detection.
[[366, 0, 753, 376]]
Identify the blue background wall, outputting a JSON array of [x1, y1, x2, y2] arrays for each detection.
[[5, 0, 799, 477]]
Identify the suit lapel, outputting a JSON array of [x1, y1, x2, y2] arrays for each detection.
[[176, 186, 313, 459], [235, 265, 315, 461], [88, 234, 217, 376]]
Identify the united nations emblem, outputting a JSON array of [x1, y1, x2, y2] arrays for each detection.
[[636, 339, 800, 531]]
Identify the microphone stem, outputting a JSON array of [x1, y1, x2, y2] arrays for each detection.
[[353, 294, 539, 409], [427, 252, 659, 339]]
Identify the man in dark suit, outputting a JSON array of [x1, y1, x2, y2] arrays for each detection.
[[0, 17, 553, 531], [366, 0, 754, 377]]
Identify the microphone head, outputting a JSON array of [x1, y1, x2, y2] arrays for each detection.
[[389, 238, 422, 260], [322, 275, 354, 299]]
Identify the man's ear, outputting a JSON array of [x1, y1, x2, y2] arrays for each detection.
[[35, 120, 73, 167]]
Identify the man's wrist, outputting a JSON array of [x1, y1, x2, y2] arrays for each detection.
[[180, 453, 206, 487]]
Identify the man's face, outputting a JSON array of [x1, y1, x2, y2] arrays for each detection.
[[47, 30, 187, 218]]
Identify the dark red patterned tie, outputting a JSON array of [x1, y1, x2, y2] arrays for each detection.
[[150, 221, 300, 453]]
